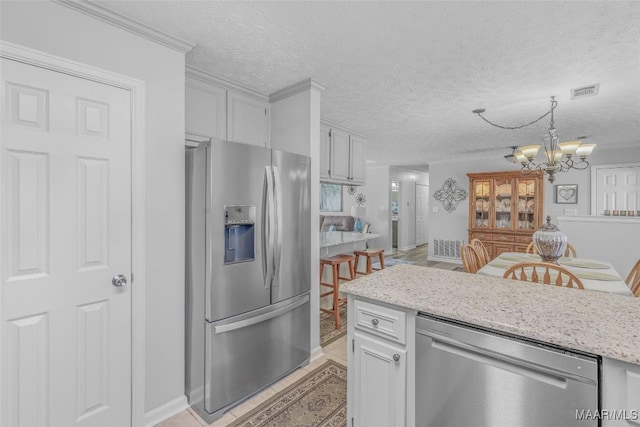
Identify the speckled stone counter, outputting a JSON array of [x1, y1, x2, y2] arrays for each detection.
[[341, 264, 640, 365], [320, 231, 380, 248]]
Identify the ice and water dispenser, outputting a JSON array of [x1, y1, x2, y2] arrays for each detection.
[[224, 205, 256, 264]]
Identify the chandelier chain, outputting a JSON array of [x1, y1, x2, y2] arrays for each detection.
[[475, 108, 554, 130]]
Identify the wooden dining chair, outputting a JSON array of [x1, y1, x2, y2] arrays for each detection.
[[626, 259, 640, 297], [525, 242, 577, 257], [503, 262, 584, 289], [470, 238, 490, 267], [461, 244, 481, 274]]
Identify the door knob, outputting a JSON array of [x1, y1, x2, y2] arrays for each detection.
[[112, 274, 127, 287], [393, 354, 400, 362]]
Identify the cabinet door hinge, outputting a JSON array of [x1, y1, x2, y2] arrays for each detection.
[[351, 417, 354, 427], [352, 338, 354, 352], [264, 108, 267, 115]]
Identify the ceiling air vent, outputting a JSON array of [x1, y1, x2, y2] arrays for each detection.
[[571, 84, 599, 99]]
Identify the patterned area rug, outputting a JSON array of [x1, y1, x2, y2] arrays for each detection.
[[372, 258, 415, 268], [320, 305, 347, 347], [227, 360, 347, 427]]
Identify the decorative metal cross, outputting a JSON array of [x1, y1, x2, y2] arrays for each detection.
[[433, 178, 468, 213]]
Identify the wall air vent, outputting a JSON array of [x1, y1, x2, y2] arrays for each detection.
[[571, 84, 599, 99]]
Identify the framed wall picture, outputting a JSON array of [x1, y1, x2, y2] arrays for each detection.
[[555, 184, 578, 204], [320, 183, 342, 212]]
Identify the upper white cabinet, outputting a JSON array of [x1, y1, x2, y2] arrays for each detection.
[[185, 69, 270, 148], [227, 91, 269, 148], [320, 122, 367, 185], [319, 125, 331, 179], [185, 78, 226, 140]]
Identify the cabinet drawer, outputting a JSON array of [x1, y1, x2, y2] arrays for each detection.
[[354, 299, 406, 344], [471, 233, 491, 241], [514, 235, 532, 243], [492, 234, 515, 243]]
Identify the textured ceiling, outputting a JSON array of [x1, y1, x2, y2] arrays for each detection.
[[95, 1, 640, 169]]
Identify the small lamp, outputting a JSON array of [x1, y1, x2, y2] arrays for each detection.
[[351, 206, 366, 232]]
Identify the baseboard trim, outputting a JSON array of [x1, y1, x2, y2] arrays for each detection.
[[399, 244, 417, 251], [310, 345, 324, 363], [145, 395, 189, 427], [427, 255, 462, 265]]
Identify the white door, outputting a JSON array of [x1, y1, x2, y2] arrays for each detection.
[[1, 58, 132, 426], [416, 184, 429, 246], [594, 165, 640, 214], [352, 333, 406, 427]]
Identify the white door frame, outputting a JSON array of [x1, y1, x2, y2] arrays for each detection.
[[0, 41, 147, 427], [590, 162, 640, 215]]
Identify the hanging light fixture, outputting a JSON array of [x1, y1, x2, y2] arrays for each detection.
[[472, 96, 596, 183]]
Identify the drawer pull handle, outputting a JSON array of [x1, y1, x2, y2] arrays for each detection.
[[371, 318, 379, 326], [393, 354, 400, 362]]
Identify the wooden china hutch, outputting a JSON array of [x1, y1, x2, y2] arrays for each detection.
[[467, 170, 544, 259]]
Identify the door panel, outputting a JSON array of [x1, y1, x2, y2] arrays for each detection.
[[596, 166, 640, 213], [271, 149, 311, 303], [207, 140, 271, 321], [203, 295, 310, 418], [1, 59, 132, 426]]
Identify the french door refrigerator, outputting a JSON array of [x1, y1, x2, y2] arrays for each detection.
[[186, 139, 311, 423]]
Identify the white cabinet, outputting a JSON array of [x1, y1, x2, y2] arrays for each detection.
[[353, 333, 406, 427], [349, 134, 367, 183], [185, 70, 270, 147], [602, 357, 640, 426], [348, 297, 409, 427], [320, 122, 367, 185], [185, 78, 226, 140], [319, 125, 331, 179], [227, 90, 269, 147]]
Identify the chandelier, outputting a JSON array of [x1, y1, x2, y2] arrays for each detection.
[[473, 96, 596, 183]]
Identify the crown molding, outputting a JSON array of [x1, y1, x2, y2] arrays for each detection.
[[53, 0, 195, 54], [185, 65, 268, 100], [269, 78, 326, 103], [320, 119, 368, 139]]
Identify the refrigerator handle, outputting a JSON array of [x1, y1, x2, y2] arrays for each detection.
[[263, 165, 275, 288], [272, 165, 283, 286]]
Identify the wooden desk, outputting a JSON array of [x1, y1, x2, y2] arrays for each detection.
[[477, 252, 633, 297]]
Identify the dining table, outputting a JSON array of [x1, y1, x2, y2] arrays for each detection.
[[477, 252, 634, 297]]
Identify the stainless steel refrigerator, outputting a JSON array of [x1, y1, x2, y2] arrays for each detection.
[[185, 139, 311, 423]]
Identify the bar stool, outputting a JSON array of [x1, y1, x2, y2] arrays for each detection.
[[320, 254, 356, 329], [354, 249, 385, 275]]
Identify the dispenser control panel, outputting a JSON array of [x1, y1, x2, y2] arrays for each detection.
[[224, 205, 256, 265]]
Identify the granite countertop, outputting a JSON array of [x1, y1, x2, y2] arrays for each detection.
[[341, 264, 640, 365], [320, 231, 380, 248]]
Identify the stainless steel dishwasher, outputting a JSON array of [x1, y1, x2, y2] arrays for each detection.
[[416, 314, 599, 427]]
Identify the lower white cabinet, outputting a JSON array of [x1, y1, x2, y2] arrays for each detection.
[[602, 357, 640, 426], [352, 332, 407, 427]]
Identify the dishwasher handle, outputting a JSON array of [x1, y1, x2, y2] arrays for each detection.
[[422, 330, 597, 387]]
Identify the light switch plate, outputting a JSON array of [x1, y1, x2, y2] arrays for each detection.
[[564, 208, 578, 215], [433, 207, 439, 213]]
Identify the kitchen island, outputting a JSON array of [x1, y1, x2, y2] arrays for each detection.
[[341, 265, 640, 427]]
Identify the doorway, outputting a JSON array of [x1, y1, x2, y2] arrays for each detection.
[[0, 43, 146, 426]]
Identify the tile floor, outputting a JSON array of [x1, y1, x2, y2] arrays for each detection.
[[157, 334, 348, 427], [158, 244, 460, 426]]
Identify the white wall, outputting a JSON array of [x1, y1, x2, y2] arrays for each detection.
[[269, 81, 323, 357], [362, 165, 392, 252], [427, 144, 640, 259], [1, 1, 187, 417]]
